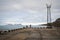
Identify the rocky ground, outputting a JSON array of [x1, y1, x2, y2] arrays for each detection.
[[0, 28, 60, 40]]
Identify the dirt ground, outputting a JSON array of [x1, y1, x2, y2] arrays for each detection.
[[0, 28, 60, 40]]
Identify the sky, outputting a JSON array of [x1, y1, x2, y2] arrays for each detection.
[[0, 0, 60, 25]]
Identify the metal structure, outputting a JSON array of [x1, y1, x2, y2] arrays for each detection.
[[46, 4, 52, 28]]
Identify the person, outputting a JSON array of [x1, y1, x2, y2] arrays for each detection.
[[26, 25, 28, 28], [30, 25, 31, 28]]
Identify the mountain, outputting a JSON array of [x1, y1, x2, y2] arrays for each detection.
[[0, 24, 23, 31], [53, 18, 60, 27]]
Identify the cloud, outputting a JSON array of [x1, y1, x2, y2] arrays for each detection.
[[0, 0, 60, 25]]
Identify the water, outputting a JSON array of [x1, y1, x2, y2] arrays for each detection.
[[0, 24, 23, 31], [0, 25, 47, 31]]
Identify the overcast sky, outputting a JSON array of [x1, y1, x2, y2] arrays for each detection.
[[0, 0, 60, 25]]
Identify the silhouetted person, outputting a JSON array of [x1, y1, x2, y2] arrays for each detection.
[[30, 25, 31, 28]]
